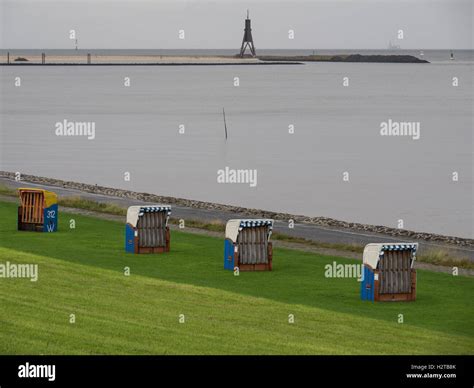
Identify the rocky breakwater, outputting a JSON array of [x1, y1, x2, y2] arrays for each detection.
[[259, 54, 429, 63]]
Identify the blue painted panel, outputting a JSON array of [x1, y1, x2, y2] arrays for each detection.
[[224, 239, 234, 270], [125, 224, 136, 253], [42, 204, 58, 232], [361, 266, 374, 301]]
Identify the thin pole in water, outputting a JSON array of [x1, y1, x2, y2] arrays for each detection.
[[223, 108, 228, 140]]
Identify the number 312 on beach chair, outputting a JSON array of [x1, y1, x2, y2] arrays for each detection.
[[17, 188, 58, 232]]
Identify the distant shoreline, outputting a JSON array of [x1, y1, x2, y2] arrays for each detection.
[[0, 62, 303, 66], [0, 53, 428, 65], [0, 54, 301, 66]]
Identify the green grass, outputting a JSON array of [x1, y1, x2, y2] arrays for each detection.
[[169, 217, 225, 233], [418, 249, 474, 270], [272, 232, 363, 253], [0, 200, 472, 354], [0, 184, 16, 196], [58, 196, 127, 216]]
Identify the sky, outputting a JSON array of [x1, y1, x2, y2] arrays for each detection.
[[0, 0, 472, 49]]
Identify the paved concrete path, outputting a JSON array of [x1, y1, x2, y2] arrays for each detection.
[[2, 177, 472, 260]]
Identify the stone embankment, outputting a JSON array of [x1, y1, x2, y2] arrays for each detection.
[[1, 171, 471, 248]]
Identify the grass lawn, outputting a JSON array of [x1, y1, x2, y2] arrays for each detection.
[[0, 200, 472, 354]]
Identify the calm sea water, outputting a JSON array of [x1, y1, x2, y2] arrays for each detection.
[[1, 50, 472, 238]]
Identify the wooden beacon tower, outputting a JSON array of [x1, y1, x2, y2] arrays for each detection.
[[239, 10, 256, 57]]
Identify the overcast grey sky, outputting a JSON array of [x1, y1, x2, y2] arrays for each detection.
[[0, 0, 472, 49]]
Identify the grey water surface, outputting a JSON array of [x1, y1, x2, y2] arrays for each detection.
[[1, 50, 472, 238]]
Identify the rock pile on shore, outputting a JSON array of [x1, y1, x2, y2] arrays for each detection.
[[258, 54, 429, 63], [1, 171, 471, 247]]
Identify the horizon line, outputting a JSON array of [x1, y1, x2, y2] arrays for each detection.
[[1, 47, 473, 51]]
